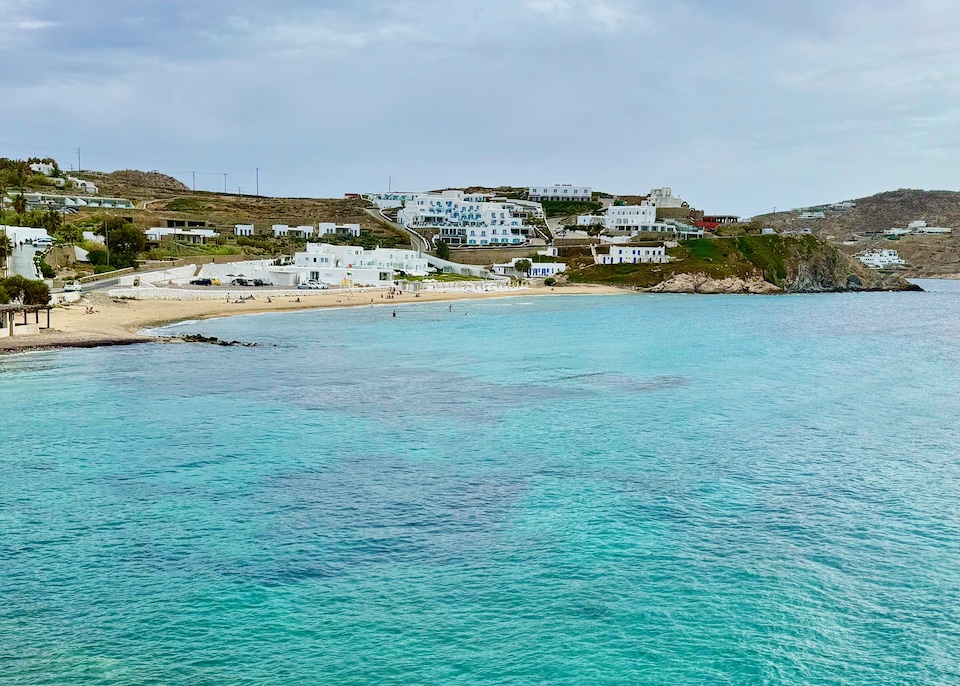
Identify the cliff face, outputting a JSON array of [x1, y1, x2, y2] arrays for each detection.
[[778, 236, 917, 292], [568, 236, 921, 293]]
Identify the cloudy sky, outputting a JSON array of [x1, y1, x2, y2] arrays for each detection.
[[3, 0, 959, 214]]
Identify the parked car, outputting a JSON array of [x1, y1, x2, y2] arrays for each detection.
[[190, 278, 213, 286], [252, 279, 272, 287], [64, 281, 83, 293], [297, 281, 325, 290], [32, 237, 54, 247], [231, 278, 250, 286]]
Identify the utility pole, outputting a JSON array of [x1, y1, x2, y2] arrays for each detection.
[[77, 147, 81, 173], [223, 173, 228, 194], [256, 168, 259, 197], [388, 175, 392, 192], [237, 186, 241, 196], [190, 171, 196, 191]]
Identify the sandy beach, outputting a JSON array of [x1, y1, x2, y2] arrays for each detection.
[[0, 285, 625, 354]]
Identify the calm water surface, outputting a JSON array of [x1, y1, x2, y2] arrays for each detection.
[[2, 282, 960, 684]]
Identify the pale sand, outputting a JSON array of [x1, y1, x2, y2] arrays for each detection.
[[0, 285, 626, 353]]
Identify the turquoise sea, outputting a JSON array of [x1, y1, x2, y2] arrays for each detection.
[[3, 282, 960, 684]]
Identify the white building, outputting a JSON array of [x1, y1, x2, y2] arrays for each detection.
[[317, 223, 361, 238], [799, 211, 826, 220], [831, 201, 856, 211], [397, 190, 535, 247], [363, 192, 421, 210], [5, 193, 132, 211], [82, 231, 105, 244], [294, 243, 428, 276], [856, 249, 905, 269], [234, 224, 255, 237], [272, 224, 290, 237], [606, 204, 656, 230], [493, 258, 567, 278], [145, 227, 220, 245], [577, 215, 606, 226], [258, 242, 429, 287], [528, 185, 592, 202], [30, 162, 56, 176], [290, 225, 315, 239], [595, 244, 669, 265], [648, 187, 685, 209], [909, 220, 952, 234], [68, 177, 98, 195]]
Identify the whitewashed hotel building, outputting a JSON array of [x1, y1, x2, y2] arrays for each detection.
[[397, 190, 535, 247], [528, 185, 592, 202], [594, 244, 669, 265]]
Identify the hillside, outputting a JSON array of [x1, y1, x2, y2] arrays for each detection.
[[64, 169, 406, 246], [752, 189, 960, 277], [567, 236, 918, 293]]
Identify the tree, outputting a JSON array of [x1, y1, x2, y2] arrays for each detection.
[[435, 239, 450, 260], [0, 275, 50, 306], [55, 222, 83, 245], [12, 194, 26, 215], [0, 232, 12, 271], [96, 215, 129, 236], [87, 249, 109, 266], [108, 223, 146, 266], [514, 259, 532, 276], [42, 209, 63, 235]]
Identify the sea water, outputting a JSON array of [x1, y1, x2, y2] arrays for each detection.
[[2, 283, 960, 684]]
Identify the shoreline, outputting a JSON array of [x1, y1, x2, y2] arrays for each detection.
[[0, 285, 626, 355]]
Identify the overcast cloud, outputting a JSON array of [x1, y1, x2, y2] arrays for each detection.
[[2, 0, 959, 214]]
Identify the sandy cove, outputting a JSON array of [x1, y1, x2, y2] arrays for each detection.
[[0, 285, 625, 354]]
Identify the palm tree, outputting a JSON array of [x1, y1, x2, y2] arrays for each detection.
[[12, 194, 26, 216]]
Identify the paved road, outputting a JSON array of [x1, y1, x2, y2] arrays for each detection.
[[364, 207, 431, 253], [8, 243, 40, 279]]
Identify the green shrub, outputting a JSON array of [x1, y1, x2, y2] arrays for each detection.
[[37, 259, 55, 278], [87, 249, 109, 266], [544, 277, 556, 286], [94, 264, 117, 274]]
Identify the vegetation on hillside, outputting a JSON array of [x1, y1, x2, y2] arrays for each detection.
[[568, 236, 838, 289], [541, 199, 603, 219]]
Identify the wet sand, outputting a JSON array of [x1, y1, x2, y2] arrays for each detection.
[[0, 285, 625, 354]]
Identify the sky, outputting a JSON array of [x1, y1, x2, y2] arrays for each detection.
[[3, 0, 960, 215]]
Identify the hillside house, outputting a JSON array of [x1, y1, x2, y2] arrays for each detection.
[[528, 185, 592, 202], [594, 244, 669, 265]]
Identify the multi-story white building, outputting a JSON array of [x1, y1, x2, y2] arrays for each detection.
[[528, 185, 592, 202], [594, 244, 669, 265], [397, 190, 536, 247], [648, 187, 684, 208], [257, 242, 429, 287], [605, 205, 658, 231], [363, 192, 421, 210], [856, 249, 905, 269], [294, 243, 429, 276]]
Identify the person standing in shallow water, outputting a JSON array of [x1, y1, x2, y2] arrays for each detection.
[[392, 310, 396, 317]]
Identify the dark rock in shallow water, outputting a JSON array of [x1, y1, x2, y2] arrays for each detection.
[[166, 334, 260, 347]]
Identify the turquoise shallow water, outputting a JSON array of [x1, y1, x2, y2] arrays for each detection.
[[2, 283, 960, 684]]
